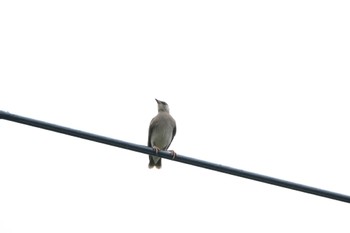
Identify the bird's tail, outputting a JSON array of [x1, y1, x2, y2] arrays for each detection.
[[148, 155, 161, 169]]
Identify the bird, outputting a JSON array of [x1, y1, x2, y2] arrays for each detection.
[[148, 99, 177, 169]]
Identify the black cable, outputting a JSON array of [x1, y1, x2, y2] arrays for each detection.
[[1, 110, 349, 203]]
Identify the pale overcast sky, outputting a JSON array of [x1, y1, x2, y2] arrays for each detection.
[[1, 1, 350, 232]]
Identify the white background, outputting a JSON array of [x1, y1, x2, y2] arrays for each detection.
[[1, 1, 350, 232]]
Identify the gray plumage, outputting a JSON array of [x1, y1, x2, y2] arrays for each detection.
[[148, 99, 176, 169]]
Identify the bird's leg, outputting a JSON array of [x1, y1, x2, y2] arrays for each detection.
[[168, 150, 177, 159], [152, 146, 160, 154]]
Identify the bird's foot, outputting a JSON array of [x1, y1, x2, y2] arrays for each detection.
[[152, 146, 160, 154], [168, 150, 177, 159]]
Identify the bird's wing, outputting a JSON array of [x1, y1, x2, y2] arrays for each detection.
[[148, 116, 162, 168], [148, 116, 158, 147], [165, 121, 176, 150]]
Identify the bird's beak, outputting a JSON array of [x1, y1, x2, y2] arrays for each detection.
[[155, 98, 159, 103]]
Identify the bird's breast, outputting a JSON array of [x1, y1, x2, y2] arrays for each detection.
[[150, 124, 174, 150]]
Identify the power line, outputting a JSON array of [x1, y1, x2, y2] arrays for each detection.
[[1, 110, 349, 204]]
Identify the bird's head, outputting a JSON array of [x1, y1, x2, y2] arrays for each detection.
[[155, 99, 170, 113]]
